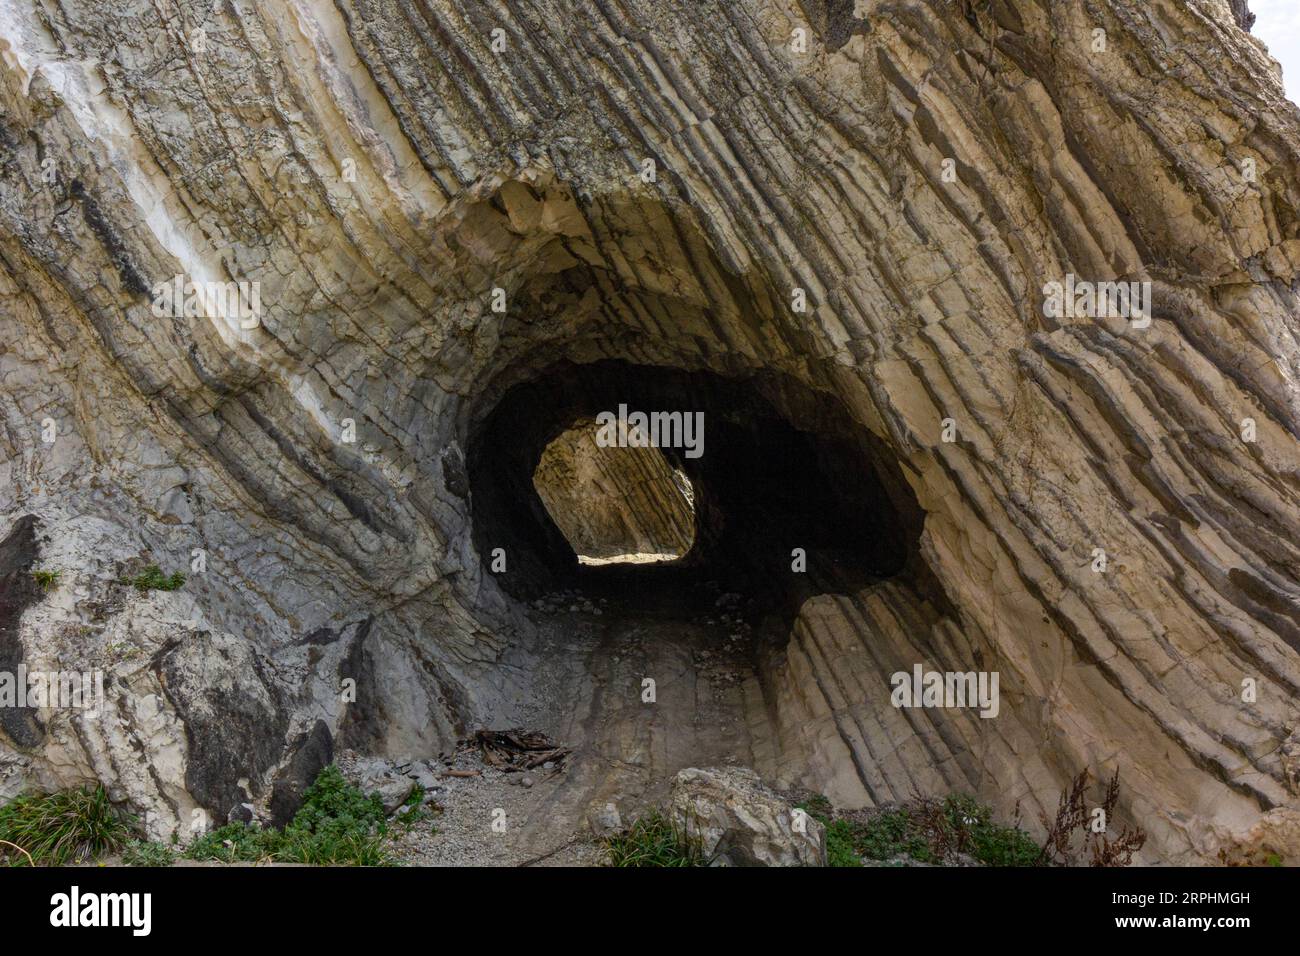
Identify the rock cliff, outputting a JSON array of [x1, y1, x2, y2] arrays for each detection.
[[0, 0, 1298, 863]]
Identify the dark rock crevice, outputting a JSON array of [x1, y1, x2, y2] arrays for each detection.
[[0, 515, 44, 749], [1231, 0, 1256, 32]]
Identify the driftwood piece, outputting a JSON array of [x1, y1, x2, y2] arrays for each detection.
[[474, 729, 570, 771]]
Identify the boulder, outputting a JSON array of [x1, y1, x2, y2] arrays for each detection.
[[669, 767, 825, 867], [348, 757, 416, 814], [405, 760, 441, 793]]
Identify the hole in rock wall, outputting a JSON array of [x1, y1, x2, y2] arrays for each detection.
[[532, 418, 697, 566], [454, 355, 972, 844], [467, 359, 928, 621]]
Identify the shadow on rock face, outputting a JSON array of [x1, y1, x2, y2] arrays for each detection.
[[154, 630, 288, 824], [0, 515, 46, 750], [269, 720, 334, 828]]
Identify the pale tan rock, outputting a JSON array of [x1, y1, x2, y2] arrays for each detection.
[[532, 418, 695, 561], [669, 766, 826, 866], [0, 0, 1294, 864]]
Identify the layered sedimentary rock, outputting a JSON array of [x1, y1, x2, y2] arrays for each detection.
[[0, 0, 1298, 863], [532, 418, 695, 561]]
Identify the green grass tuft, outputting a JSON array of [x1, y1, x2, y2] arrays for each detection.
[[125, 564, 185, 593], [31, 569, 61, 592], [603, 811, 710, 867], [0, 786, 133, 866]]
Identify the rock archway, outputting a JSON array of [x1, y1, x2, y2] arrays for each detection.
[[0, 0, 1297, 863]]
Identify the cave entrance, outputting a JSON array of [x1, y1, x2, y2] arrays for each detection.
[[464, 359, 934, 818], [532, 418, 697, 566], [466, 360, 925, 619]]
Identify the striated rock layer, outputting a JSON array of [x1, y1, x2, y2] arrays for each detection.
[[532, 418, 695, 561], [0, 0, 1298, 863]]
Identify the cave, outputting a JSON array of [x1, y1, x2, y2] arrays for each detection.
[[2, 0, 1298, 876], [467, 360, 925, 620], [451, 359, 960, 824]]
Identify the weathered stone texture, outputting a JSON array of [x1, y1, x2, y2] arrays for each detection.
[[532, 419, 695, 560], [0, 0, 1297, 862]]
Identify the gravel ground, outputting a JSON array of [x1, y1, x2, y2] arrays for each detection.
[[387, 747, 606, 867]]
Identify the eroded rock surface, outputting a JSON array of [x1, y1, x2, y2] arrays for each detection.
[[669, 766, 826, 866], [0, 0, 1298, 864], [533, 418, 695, 561]]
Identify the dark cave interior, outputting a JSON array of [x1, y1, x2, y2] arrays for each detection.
[[466, 360, 929, 619]]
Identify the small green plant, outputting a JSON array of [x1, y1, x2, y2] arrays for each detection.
[[105, 641, 141, 661], [31, 569, 61, 592], [125, 564, 185, 593], [933, 794, 1042, 866], [800, 793, 1042, 867], [122, 839, 176, 866], [184, 822, 279, 863], [821, 818, 866, 867], [184, 764, 393, 866], [856, 806, 938, 863], [0, 786, 133, 866], [393, 784, 427, 831], [603, 812, 710, 867]]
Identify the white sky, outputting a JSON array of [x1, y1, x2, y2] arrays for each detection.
[[1252, 0, 1300, 99]]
